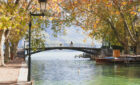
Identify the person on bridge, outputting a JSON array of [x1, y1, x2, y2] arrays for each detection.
[[60, 43, 62, 46], [70, 41, 73, 47]]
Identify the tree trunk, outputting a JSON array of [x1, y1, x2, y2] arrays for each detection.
[[0, 30, 6, 66], [124, 46, 129, 54], [136, 29, 140, 55], [136, 43, 140, 55], [137, 27, 140, 54], [10, 42, 18, 60], [4, 39, 10, 63]]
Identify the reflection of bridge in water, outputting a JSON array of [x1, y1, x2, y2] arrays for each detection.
[[25, 43, 101, 55]]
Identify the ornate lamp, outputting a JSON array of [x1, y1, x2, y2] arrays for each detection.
[[28, 0, 48, 82], [38, 0, 48, 13]]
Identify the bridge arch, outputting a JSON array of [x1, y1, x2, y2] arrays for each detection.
[[25, 47, 101, 55]]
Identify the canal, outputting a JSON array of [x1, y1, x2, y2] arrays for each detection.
[[30, 50, 140, 85]]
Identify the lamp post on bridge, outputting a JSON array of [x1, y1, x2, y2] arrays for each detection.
[[28, 0, 48, 81]]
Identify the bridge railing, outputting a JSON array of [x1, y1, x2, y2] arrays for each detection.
[[24, 42, 98, 49], [44, 43, 95, 48], [24, 43, 101, 55]]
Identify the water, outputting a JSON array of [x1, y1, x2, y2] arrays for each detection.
[[30, 50, 140, 85]]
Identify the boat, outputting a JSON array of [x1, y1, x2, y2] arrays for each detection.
[[95, 57, 123, 64]]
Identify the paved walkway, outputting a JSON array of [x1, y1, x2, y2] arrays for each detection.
[[0, 57, 30, 85]]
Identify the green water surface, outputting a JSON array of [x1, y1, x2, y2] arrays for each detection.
[[31, 50, 140, 85]]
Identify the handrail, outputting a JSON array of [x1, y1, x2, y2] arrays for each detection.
[[24, 43, 97, 48]]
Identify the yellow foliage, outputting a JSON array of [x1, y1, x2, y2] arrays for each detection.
[[56, 7, 61, 13], [87, 3, 91, 10], [74, 1, 78, 4], [130, 11, 137, 15], [138, 9, 140, 12], [52, 0, 58, 2], [83, 39, 87, 43], [8, 0, 13, 2], [106, 3, 112, 7], [49, 17, 54, 21], [121, 2, 127, 6], [0, 23, 2, 28], [0, 8, 3, 12], [116, 11, 120, 15], [40, 16, 43, 19], [96, 20, 99, 24], [96, 0, 100, 3], [94, 24, 97, 28], [111, 11, 114, 15], [81, 26, 85, 30], [37, 8, 40, 11]]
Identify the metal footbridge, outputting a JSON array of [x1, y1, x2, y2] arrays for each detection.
[[25, 43, 101, 55]]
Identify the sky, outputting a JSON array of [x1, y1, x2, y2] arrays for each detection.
[[44, 25, 102, 47], [19, 25, 102, 48]]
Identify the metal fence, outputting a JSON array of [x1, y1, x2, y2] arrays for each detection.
[[44, 43, 95, 48], [24, 42, 98, 49]]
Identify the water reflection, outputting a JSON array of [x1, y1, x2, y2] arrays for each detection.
[[31, 50, 140, 85]]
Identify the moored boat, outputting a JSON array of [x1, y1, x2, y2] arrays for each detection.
[[95, 57, 124, 64]]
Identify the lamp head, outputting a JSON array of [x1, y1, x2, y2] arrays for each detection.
[[38, 0, 47, 13], [38, 0, 47, 3]]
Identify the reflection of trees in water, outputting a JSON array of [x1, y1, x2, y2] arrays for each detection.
[[101, 64, 140, 79], [75, 53, 92, 58], [31, 60, 45, 80], [88, 64, 140, 85]]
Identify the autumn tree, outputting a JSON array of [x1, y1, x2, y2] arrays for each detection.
[[60, 0, 140, 54], [0, 0, 69, 65], [0, 0, 40, 65]]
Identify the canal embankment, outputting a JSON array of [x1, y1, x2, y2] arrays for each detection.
[[0, 57, 32, 85], [80, 48, 140, 64], [93, 48, 140, 64]]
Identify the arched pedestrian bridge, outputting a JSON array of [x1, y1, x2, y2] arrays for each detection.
[[25, 43, 102, 55]]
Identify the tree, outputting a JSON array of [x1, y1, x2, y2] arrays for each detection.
[[0, 1, 15, 65], [60, 0, 140, 54], [0, 0, 37, 66], [0, 0, 69, 66]]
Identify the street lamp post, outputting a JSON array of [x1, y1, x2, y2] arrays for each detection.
[[28, 19, 32, 81], [24, 40, 26, 60], [27, 0, 47, 82]]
